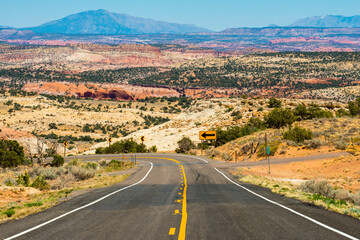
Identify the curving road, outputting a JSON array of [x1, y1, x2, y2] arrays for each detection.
[[0, 154, 359, 240]]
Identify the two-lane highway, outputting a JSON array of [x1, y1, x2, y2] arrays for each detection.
[[0, 154, 359, 240]]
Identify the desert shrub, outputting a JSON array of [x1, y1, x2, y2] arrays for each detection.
[[334, 139, 348, 150], [176, 137, 195, 153], [282, 126, 313, 143], [307, 103, 333, 119], [206, 149, 221, 158], [31, 176, 50, 191], [29, 166, 63, 180], [51, 173, 75, 190], [98, 160, 109, 167], [293, 104, 308, 121], [69, 166, 95, 180], [268, 98, 282, 108], [41, 168, 58, 180], [24, 201, 43, 207], [265, 108, 295, 129], [284, 140, 299, 147], [2, 208, 15, 217], [231, 110, 242, 120], [16, 171, 30, 187], [150, 145, 157, 153], [294, 103, 333, 120], [85, 162, 98, 170], [300, 180, 336, 199], [257, 141, 281, 157], [97, 138, 147, 154], [0, 139, 25, 168], [4, 177, 17, 186], [95, 147, 106, 154], [215, 117, 266, 147], [189, 149, 198, 155], [68, 158, 83, 166], [50, 155, 64, 167], [348, 97, 360, 116], [334, 190, 354, 203], [304, 139, 322, 149], [336, 108, 350, 117], [222, 152, 233, 161], [106, 160, 125, 171]]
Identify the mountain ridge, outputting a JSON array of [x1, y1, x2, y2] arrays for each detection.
[[290, 15, 360, 28], [24, 9, 212, 34]]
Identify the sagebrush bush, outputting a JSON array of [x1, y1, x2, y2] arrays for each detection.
[[51, 173, 75, 190], [4, 177, 17, 186], [106, 160, 126, 171], [304, 139, 322, 149], [68, 159, 83, 166], [334, 139, 348, 150], [300, 180, 336, 199], [29, 166, 64, 180], [282, 126, 313, 143], [69, 166, 95, 180], [85, 162, 98, 170]]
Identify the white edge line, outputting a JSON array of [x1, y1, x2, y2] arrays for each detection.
[[214, 167, 359, 240], [188, 156, 208, 163], [5, 162, 154, 240]]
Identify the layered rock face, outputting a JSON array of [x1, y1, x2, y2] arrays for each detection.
[[23, 82, 135, 101]]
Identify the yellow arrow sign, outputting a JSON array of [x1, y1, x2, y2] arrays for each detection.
[[108, 137, 112, 143], [199, 131, 217, 140], [141, 136, 145, 142], [63, 141, 68, 147]]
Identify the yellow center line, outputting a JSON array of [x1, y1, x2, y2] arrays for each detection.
[[178, 164, 187, 240], [169, 228, 176, 235], [136, 157, 188, 240]]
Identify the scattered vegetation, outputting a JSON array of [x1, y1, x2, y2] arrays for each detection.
[[96, 138, 148, 154], [282, 126, 313, 143]]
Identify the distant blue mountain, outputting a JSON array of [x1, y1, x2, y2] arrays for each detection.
[[290, 15, 360, 28], [0, 25, 13, 30], [25, 9, 211, 34]]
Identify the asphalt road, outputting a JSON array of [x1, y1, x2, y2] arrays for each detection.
[[0, 154, 359, 240]]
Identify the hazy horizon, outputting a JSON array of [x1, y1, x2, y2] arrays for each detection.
[[1, 0, 360, 31]]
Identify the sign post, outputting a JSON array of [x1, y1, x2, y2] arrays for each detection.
[[199, 131, 217, 141], [265, 133, 270, 174], [63, 141, 68, 157], [108, 137, 112, 148], [199, 131, 217, 156]]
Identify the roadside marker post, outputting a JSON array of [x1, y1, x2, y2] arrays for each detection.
[[265, 133, 270, 174], [63, 141, 68, 157], [108, 137, 112, 149], [141, 136, 145, 143]]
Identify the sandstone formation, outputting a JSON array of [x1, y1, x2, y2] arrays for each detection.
[[22, 82, 135, 101]]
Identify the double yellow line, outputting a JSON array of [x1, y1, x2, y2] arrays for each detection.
[[139, 157, 187, 240], [178, 164, 187, 240]]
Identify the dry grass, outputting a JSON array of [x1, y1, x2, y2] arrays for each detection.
[[239, 174, 360, 219], [0, 161, 132, 223]]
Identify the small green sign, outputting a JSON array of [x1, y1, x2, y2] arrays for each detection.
[[266, 146, 270, 155]]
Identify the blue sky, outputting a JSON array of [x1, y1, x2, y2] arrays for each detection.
[[1, 0, 360, 31]]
